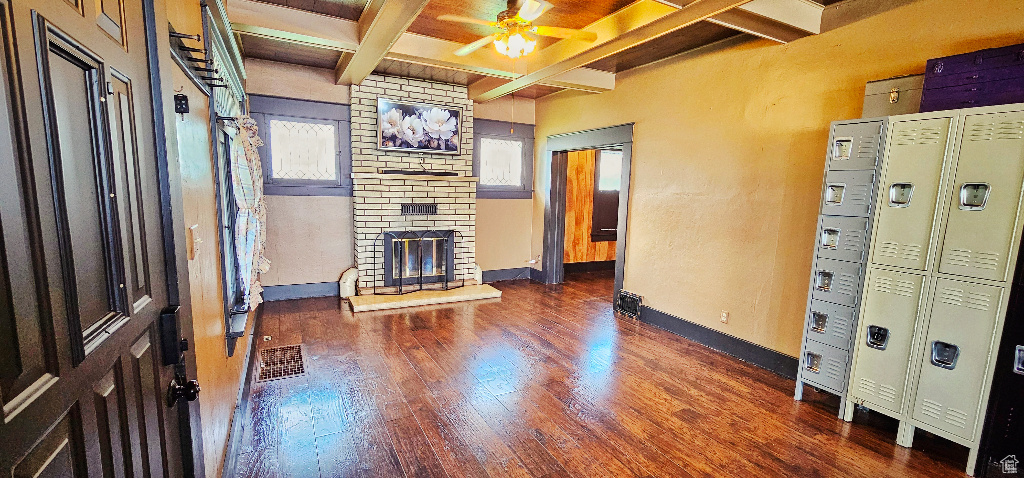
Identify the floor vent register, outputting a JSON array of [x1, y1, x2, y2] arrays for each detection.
[[257, 345, 306, 382]]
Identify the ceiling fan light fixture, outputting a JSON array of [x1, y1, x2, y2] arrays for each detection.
[[494, 32, 536, 59]]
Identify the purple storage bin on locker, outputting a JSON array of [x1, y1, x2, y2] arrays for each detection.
[[920, 43, 1024, 112]]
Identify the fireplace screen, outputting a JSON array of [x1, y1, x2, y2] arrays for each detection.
[[379, 230, 459, 291]]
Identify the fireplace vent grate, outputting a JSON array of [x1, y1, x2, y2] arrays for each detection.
[[615, 290, 643, 319], [257, 345, 305, 382], [401, 203, 438, 215]]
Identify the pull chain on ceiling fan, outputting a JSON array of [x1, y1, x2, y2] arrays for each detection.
[[439, 0, 598, 59]]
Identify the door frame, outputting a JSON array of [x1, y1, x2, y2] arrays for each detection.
[[541, 123, 634, 294]]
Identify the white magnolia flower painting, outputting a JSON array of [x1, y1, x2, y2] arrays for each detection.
[[378, 98, 461, 154]]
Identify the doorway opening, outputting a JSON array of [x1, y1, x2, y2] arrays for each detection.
[[541, 124, 633, 298]]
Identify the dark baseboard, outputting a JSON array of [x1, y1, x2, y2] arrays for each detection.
[[639, 305, 799, 380], [530, 267, 546, 283], [263, 281, 339, 301], [482, 267, 533, 282], [564, 260, 615, 274]]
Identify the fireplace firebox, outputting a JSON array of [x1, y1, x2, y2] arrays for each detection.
[[380, 230, 458, 290]]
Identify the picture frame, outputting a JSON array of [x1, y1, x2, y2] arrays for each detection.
[[377, 97, 461, 155]]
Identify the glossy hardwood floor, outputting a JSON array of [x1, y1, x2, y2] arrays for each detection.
[[234, 271, 969, 477]]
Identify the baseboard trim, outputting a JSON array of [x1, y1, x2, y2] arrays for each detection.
[[639, 305, 799, 380], [482, 267, 533, 282], [564, 260, 615, 274], [263, 281, 339, 301], [530, 267, 546, 283]]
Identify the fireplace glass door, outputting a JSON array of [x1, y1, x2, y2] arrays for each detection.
[[393, 237, 446, 280]]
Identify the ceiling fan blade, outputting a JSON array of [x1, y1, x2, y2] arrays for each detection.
[[531, 25, 597, 42], [517, 0, 553, 22], [437, 14, 496, 27], [455, 34, 499, 57]]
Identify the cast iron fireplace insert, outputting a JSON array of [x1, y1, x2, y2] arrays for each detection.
[[375, 230, 462, 294]]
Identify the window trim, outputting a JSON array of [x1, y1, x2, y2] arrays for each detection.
[[249, 94, 352, 196], [474, 119, 534, 199]]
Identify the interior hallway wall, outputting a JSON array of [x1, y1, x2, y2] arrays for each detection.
[[532, 0, 1024, 357]]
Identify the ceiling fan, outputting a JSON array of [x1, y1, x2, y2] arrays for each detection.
[[439, 0, 598, 59]]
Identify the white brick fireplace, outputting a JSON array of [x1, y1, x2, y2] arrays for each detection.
[[350, 75, 477, 292]]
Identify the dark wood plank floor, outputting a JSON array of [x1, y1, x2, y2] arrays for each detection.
[[234, 271, 969, 477]]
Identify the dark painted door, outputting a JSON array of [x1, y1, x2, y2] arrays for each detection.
[[591, 149, 621, 243], [0, 0, 191, 476]]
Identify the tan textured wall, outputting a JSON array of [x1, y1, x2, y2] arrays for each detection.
[[243, 58, 351, 104], [533, 0, 1024, 357], [262, 195, 355, 286], [476, 199, 535, 271]]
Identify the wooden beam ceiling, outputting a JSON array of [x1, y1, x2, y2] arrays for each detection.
[[472, 0, 755, 102], [334, 0, 431, 85]]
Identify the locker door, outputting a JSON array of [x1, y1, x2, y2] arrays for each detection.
[[810, 257, 862, 307], [872, 118, 953, 270], [816, 216, 870, 263], [821, 170, 875, 217], [938, 111, 1024, 282], [827, 121, 884, 171], [913, 278, 1003, 440], [850, 267, 927, 414]]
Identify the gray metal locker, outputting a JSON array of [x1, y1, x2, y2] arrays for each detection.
[[821, 169, 876, 217], [912, 278, 1004, 440], [871, 117, 954, 271], [810, 257, 863, 308], [826, 121, 884, 171], [816, 216, 870, 263], [938, 111, 1024, 282], [805, 299, 856, 350], [803, 339, 851, 393], [849, 267, 927, 415], [795, 118, 887, 418]]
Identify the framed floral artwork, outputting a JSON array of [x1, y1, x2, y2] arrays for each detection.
[[377, 98, 462, 155]]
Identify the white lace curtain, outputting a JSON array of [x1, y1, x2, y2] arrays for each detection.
[[231, 116, 270, 309]]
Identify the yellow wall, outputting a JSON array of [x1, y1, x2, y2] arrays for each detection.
[[262, 195, 355, 286], [533, 0, 1024, 357], [476, 198, 535, 270]]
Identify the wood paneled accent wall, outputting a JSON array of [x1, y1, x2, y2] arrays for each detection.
[[564, 149, 616, 264]]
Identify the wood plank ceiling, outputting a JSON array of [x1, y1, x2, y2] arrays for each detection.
[[238, 0, 837, 99]]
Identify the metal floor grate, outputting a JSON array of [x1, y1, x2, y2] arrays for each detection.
[[257, 345, 305, 382], [615, 290, 643, 319]]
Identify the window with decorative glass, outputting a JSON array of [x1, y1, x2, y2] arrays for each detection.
[[479, 137, 524, 188], [268, 118, 338, 182]]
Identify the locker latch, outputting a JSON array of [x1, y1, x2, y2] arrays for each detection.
[[1013, 345, 1023, 375], [814, 271, 834, 292], [866, 326, 889, 350], [931, 341, 960, 370], [810, 311, 828, 333], [959, 183, 990, 211], [832, 138, 853, 162], [820, 228, 840, 250], [804, 352, 822, 373], [888, 183, 914, 207], [824, 184, 846, 205]]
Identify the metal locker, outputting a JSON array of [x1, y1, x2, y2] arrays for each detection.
[[872, 117, 953, 271], [912, 278, 1004, 440], [850, 267, 927, 415], [827, 121, 884, 171], [810, 257, 863, 307], [805, 299, 857, 350], [816, 216, 871, 263], [803, 339, 851, 392], [821, 170, 876, 217], [938, 111, 1024, 282]]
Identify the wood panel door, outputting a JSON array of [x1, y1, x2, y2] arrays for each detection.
[[0, 0, 192, 477]]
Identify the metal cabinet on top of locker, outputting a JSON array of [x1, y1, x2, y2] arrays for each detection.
[[794, 118, 887, 419], [844, 103, 1024, 476]]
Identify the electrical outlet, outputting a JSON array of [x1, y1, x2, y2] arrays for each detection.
[[720, 311, 729, 324], [263, 336, 272, 342]]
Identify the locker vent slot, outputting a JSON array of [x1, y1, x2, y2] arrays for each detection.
[[846, 184, 872, 207], [893, 279, 916, 297], [857, 378, 877, 397], [946, 248, 1000, 271], [967, 122, 996, 142], [965, 291, 992, 311], [825, 357, 844, 381], [893, 126, 944, 145], [921, 399, 943, 420], [843, 231, 865, 253], [900, 245, 922, 262], [945, 408, 969, 429], [939, 287, 964, 306], [996, 120, 1024, 140], [947, 249, 972, 267], [873, 276, 894, 293], [834, 273, 857, 297], [855, 137, 879, 162], [968, 120, 1024, 141], [973, 251, 1000, 271], [878, 242, 900, 259], [830, 315, 850, 340], [878, 385, 898, 404]]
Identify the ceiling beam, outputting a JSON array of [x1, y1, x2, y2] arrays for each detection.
[[661, 0, 822, 41], [706, 9, 810, 43], [228, 0, 614, 92], [334, 0, 431, 85], [473, 0, 754, 102]]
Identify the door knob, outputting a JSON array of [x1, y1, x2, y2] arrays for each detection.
[[167, 373, 201, 406]]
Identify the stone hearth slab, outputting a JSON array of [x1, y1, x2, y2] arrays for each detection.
[[349, 284, 501, 312]]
